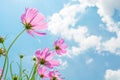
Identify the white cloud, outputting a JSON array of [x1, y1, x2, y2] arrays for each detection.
[[86, 58, 94, 65], [105, 69, 120, 80], [100, 31, 120, 55], [96, 0, 120, 33]]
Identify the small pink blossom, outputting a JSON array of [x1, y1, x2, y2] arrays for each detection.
[[35, 48, 60, 68], [38, 67, 48, 79], [54, 39, 67, 55], [49, 71, 63, 80], [21, 8, 47, 36]]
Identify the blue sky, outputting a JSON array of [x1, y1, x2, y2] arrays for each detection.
[[0, 0, 120, 80]]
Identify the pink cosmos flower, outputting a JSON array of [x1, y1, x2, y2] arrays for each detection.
[[38, 67, 48, 79], [21, 8, 47, 36], [35, 48, 60, 68], [48, 71, 63, 80], [54, 39, 67, 55], [0, 68, 2, 76]]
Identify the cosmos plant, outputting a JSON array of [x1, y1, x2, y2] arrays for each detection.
[[0, 8, 67, 80]]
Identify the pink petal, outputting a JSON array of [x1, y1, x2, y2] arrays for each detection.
[[41, 48, 49, 58], [21, 13, 26, 24], [61, 49, 67, 53], [56, 50, 61, 55], [60, 44, 67, 48], [31, 13, 45, 26], [32, 30, 46, 36], [32, 22, 48, 30], [25, 8, 38, 23], [50, 60, 60, 66], [35, 50, 41, 59], [45, 52, 54, 61], [59, 39, 64, 44], [26, 30, 34, 37]]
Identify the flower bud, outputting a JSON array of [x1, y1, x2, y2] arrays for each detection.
[[33, 56, 36, 61], [0, 36, 4, 43], [12, 75, 18, 80], [0, 48, 6, 56], [19, 54, 24, 59]]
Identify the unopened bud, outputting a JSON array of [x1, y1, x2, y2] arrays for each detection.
[[0, 48, 6, 56], [0, 36, 4, 43], [12, 75, 18, 80], [33, 56, 36, 61], [19, 54, 24, 59]]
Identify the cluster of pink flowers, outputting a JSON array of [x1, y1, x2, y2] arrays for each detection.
[[21, 8, 67, 79], [36, 40, 67, 80], [0, 8, 67, 80], [22, 8, 67, 80]]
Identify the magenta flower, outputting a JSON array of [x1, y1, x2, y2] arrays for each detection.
[[54, 39, 67, 55], [35, 48, 60, 68], [49, 71, 63, 80], [38, 67, 48, 79], [21, 8, 47, 36]]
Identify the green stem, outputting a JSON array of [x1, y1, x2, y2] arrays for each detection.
[[30, 63, 38, 80], [7, 29, 25, 53], [2, 29, 25, 80], [19, 59, 22, 80], [29, 63, 35, 79]]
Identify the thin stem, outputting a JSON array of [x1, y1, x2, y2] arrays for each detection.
[[7, 29, 26, 54], [2, 29, 25, 80], [30, 63, 38, 80], [19, 59, 22, 80], [29, 63, 36, 79]]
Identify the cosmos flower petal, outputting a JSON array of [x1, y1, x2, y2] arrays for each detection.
[[50, 60, 60, 66], [31, 13, 45, 25], [60, 44, 67, 48], [32, 22, 48, 30], [45, 52, 54, 61], [35, 49, 41, 59], [26, 30, 34, 37], [32, 30, 46, 36], [59, 39, 64, 44], [25, 8, 38, 23], [56, 50, 61, 55], [61, 49, 67, 53]]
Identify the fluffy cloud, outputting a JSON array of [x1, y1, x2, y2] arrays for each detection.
[[96, 0, 120, 33], [101, 31, 120, 55], [105, 69, 120, 80], [95, 0, 120, 55]]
